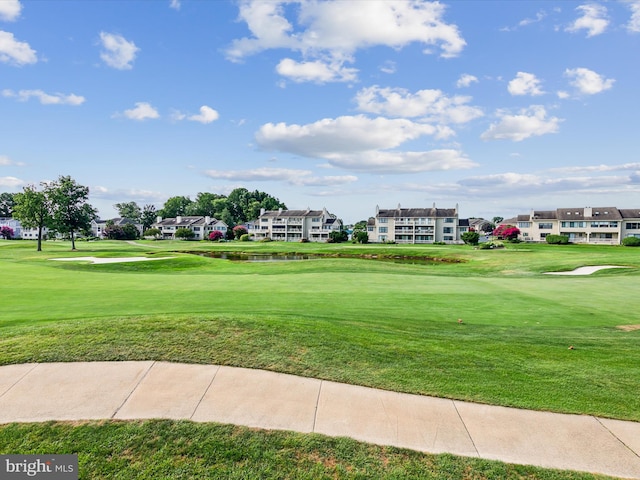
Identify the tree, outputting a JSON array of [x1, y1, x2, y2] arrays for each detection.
[[104, 223, 139, 240], [328, 230, 348, 243], [160, 196, 193, 218], [461, 231, 480, 245], [45, 175, 98, 250], [492, 216, 504, 224], [187, 192, 226, 217], [141, 204, 157, 232], [352, 230, 368, 244], [143, 227, 161, 238], [114, 201, 141, 222], [0, 226, 13, 239], [0, 192, 16, 217], [209, 230, 224, 241], [232, 225, 248, 239], [175, 227, 195, 240], [226, 188, 286, 225], [13, 184, 52, 251], [493, 224, 520, 240]]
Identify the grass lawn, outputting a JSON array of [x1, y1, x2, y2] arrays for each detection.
[[0, 238, 638, 479]]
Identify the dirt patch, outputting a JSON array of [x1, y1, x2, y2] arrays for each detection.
[[616, 324, 640, 332]]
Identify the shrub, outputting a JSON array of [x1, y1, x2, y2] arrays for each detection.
[[208, 230, 224, 241], [352, 231, 368, 244], [233, 225, 248, 239], [493, 224, 520, 240], [175, 228, 195, 240], [0, 226, 14, 239], [461, 231, 480, 245], [239, 233, 251, 241], [328, 230, 348, 243], [479, 240, 504, 249], [622, 236, 640, 247], [546, 234, 569, 245], [143, 228, 162, 239], [259, 237, 272, 242]]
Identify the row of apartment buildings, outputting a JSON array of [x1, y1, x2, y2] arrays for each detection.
[[512, 207, 640, 245], [4, 205, 640, 245]]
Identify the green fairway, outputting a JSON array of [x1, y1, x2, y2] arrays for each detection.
[[1, 239, 638, 422]]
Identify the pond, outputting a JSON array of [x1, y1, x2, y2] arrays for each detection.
[[190, 252, 318, 262]]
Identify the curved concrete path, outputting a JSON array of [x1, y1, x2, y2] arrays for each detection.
[[0, 362, 638, 479]]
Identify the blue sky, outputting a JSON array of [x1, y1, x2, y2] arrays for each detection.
[[1, 0, 639, 223]]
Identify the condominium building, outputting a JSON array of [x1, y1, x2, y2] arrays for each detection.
[[252, 207, 341, 242], [516, 207, 640, 244], [367, 204, 464, 244], [153, 216, 228, 240]]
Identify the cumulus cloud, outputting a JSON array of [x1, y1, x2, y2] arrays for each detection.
[[118, 102, 160, 120], [276, 58, 358, 83], [255, 115, 476, 173], [565, 67, 614, 95], [480, 106, 562, 142], [99, 32, 139, 70], [507, 72, 544, 96], [0, 30, 36, 65], [204, 167, 357, 186], [0, 176, 23, 187], [354, 86, 483, 125], [0, 0, 21, 21], [565, 3, 609, 37], [628, 1, 640, 32], [188, 105, 219, 124], [456, 73, 478, 88], [0, 155, 23, 166], [2, 89, 85, 105], [226, 0, 465, 82]]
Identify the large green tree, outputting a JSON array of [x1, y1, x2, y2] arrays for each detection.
[[160, 196, 193, 218], [226, 188, 286, 225], [45, 175, 97, 250], [186, 192, 226, 217], [140, 204, 157, 232], [0, 192, 16, 217], [114, 201, 142, 222], [13, 185, 52, 251]]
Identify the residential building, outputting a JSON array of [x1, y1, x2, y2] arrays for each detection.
[[91, 218, 143, 239], [0, 217, 22, 238], [516, 207, 640, 245], [152, 216, 228, 240], [368, 204, 464, 244], [252, 207, 342, 242]]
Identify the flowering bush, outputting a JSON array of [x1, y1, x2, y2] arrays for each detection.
[[208, 230, 223, 241], [493, 224, 520, 240], [0, 226, 14, 239], [232, 225, 248, 239]]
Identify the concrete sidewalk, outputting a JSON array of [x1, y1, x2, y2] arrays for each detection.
[[0, 361, 638, 479]]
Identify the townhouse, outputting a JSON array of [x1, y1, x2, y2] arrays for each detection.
[[367, 204, 465, 244], [516, 207, 640, 245], [251, 207, 341, 242], [152, 216, 228, 240], [91, 218, 143, 239]]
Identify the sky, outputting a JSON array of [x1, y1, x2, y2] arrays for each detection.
[[1, 0, 639, 223]]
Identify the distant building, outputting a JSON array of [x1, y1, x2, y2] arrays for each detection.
[[91, 218, 143, 239], [367, 204, 465, 244], [152, 216, 228, 240], [252, 207, 342, 242], [515, 207, 640, 245], [0, 217, 22, 238]]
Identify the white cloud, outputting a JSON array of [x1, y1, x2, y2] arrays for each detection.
[[550, 162, 640, 174], [204, 167, 357, 186], [628, 1, 640, 32], [2, 89, 85, 105], [255, 115, 476, 174], [507, 72, 544, 96], [565, 4, 609, 37], [456, 74, 478, 88], [226, 0, 465, 81], [0, 30, 36, 65], [276, 58, 358, 83], [118, 102, 160, 121], [518, 10, 547, 27], [0, 155, 23, 166], [0, 176, 23, 187], [557, 90, 570, 99], [169, 0, 181, 10], [481, 105, 562, 142], [354, 86, 483, 124], [188, 105, 219, 124], [565, 67, 614, 95], [99, 32, 139, 70], [0, 0, 21, 21], [379, 60, 396, 74]]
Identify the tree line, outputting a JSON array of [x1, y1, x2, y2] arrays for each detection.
[[3, 177, 286, 250]]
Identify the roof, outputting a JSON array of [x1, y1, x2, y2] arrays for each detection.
[[516, 215, 530, 222], [155, 216, 225, 227], [377, 208, 457, 218], [619, 209, 640, 219], [532, 210, 557, 220], [260, 209, 325, 218], [458, 219, 470, 227], [557, 208, 621, 221]]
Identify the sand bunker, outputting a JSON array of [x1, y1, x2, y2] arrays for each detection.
[[51, 256, 174, 264], [617, 325, 640, 332], [544, 265, 629, 276]]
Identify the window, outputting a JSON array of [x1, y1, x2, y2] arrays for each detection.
[[379, 218, 388, 223], [261, 218, 268, 222], [367, 227, 374, 232], [538, 223, 553, 229], [379, 227, 387, 233], [626, 223, 640, 229], [591, 221, 618, 228], [561, 222, 585, 228], [443, 227, 452, 234], [193, 227, 200, 231], [444, 236, 453, 241], [444, 218, 454, 223], [518, 222, 531, 228], [312, 218, 320, 222]]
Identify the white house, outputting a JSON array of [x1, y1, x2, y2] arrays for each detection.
[[252, 208, 342, 242], [91, 218, 143, 239], [152, 216, 228, 240]]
